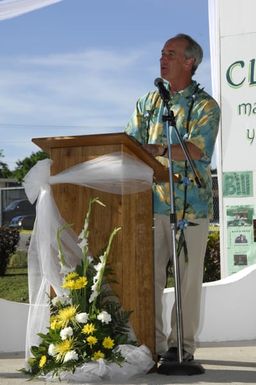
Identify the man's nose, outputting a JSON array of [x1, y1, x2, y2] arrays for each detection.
[[160, 54, 168, 63]]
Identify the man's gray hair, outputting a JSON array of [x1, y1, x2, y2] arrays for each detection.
[[173, 33, 203, 75]]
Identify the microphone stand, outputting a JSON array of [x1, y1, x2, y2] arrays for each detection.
[[159, 102, 205, 375]]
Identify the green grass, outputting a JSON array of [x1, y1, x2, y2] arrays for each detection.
[[0, 227, 219, 302], [0, 267, 29, 303]]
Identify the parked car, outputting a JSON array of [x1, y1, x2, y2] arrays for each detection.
[[2, 199, 36, 225], [9, 214, 35, 230]]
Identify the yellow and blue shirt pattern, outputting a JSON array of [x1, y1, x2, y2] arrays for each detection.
[[125, 80, 220, 221]]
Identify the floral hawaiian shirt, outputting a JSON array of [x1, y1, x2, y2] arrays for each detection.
[[125, 80, 220, 221]]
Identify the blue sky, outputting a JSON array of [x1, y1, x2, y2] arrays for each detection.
[[0, 0, 211, 170]]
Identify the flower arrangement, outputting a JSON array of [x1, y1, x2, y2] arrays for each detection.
[[25, 197, 134, 379]]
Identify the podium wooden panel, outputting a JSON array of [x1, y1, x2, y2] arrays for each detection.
[[32, 132, 168, 355]]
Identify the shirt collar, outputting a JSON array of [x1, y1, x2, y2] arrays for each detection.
[[162, 79, 199, 99]]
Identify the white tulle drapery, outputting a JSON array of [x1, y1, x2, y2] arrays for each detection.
[[23, 152, 154, 380], [0, 0, 63, 20], [43, 345, 154, 382]]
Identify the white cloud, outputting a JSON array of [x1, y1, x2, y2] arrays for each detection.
[[0, 45, 212, 168], [0, 48, 152, 127]]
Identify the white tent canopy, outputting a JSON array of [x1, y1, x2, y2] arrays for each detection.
[[0, 0, 63, 20]]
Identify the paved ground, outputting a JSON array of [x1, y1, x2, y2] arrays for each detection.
[[0, 342, 256, 385]]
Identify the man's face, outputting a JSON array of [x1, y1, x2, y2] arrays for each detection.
[[160, 38, 190, 83]]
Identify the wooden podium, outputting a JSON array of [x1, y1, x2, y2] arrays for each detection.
[[32, 132, 168, 355]]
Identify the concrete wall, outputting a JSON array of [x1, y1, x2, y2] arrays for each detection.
[[163, 264, 256, 343], [0, 299, 29, 352], [1, 264, 256, 352]]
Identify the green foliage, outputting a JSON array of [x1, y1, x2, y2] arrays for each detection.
[[0, 149, 11, 177], [0, 227, 20, 276], [103, 301, 134, 343], [203, 230, 220, 282], [13, 151, 49, 182]]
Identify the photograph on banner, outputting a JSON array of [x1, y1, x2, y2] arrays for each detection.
[[223, 171, 253, 198], [226, 205, 256, 274]]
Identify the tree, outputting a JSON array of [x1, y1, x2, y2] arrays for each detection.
[[13, 151, 49, 182], [0, 149, 12, 178]]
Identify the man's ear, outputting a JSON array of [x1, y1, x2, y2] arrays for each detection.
[[184, 57, 195, 73]]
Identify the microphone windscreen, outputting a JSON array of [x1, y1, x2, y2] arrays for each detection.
[[154, 77, 163, 87]]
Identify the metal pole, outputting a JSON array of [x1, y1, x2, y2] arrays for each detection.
[[163, 106, 184, 363]]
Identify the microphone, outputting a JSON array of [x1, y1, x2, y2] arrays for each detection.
[[154, 77, 170, 104]]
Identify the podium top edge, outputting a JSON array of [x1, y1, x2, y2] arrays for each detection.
[[32, 132, 169, 182], [32, 132, 131, 149]]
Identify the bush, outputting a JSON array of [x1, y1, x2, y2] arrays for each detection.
[[0, 227, 20, 276], [166, 229, 221, 287], [203, 230, 220, 282]]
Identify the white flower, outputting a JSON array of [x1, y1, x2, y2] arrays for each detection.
[[78, 238, 88, 250], [78, 221, 89, 240], [51, 296, 61, 307], [75, 312, 88, 323], [97, 310, 112, 324], [63, 350, 78, 363], [95, 261, 103, 272], [89, 291, 98, 303], [91, 281, 99, 292], [60, 327, 73, 340], [48, 344, 56, 356], [93, 272, 100, 284], [87, 256, 93, 263], [51, 295, 70, 307]]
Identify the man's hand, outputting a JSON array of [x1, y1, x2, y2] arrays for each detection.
[[143, 142, 203, 161], [142, 144, 167, 157]]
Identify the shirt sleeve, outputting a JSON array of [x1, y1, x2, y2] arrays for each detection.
[[188, 97, 220, 162], [125, 91, 159, 144], [125, 97, 145, 143]]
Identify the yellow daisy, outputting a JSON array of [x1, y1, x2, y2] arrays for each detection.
[[72, 276, 88, 290], [39, 355, 47, 368], [50, 315, 62, 330], [62, 274, 87, 290], [55, 339, 73, 362], [82, 323, 96, 335], [57, 305, 77, 328], [92, 350, 105, 361], [102, 336, 115, 349], [86, 335, 98, 348], [64, 271, 79, 280]]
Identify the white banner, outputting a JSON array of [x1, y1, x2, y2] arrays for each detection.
[[221, 33, 256, 171], [0, 0, 63, 20], [209, 0, 256, 277]]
